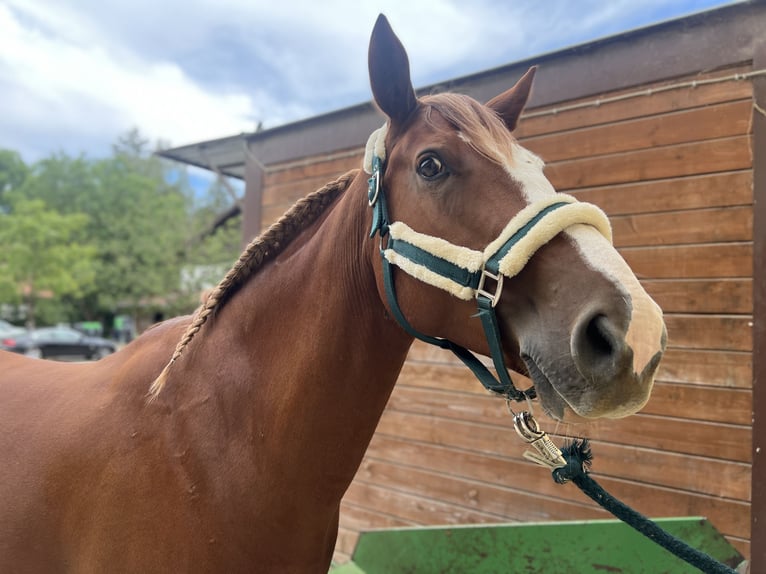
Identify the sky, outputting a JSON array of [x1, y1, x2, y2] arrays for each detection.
[[0, 0, 741, 166]]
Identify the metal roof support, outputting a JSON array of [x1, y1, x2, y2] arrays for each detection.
[[241, 141, 265, 245], [198, 147, 244, 207]]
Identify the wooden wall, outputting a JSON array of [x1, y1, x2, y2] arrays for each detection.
[[258, 65, 755, 563]]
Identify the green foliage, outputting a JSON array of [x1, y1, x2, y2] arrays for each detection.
[[0, 130, 244, 328], [0, 149, 29, 209], [0, 198, 96, 327]]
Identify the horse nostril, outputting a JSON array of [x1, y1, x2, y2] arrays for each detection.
[[585, 314, 616, 358], [572, 313, 625, 378]]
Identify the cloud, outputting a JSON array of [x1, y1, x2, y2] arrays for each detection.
[[0, 0, 736, 162], [0, 2, 283, 160]]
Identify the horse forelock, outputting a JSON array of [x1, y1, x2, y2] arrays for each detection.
[[419, 93, 555, 205], [148, 170, 358, 399], [420, 93, 517, 170]]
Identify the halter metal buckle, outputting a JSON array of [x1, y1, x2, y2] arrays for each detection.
[[513, 411, 567, 470], [368, 168, 381, 207], [476, 267, 504, 307]]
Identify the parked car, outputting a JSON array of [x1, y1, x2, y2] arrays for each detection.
[[1, 326, 116, 360], [0, 319, 26, 339]]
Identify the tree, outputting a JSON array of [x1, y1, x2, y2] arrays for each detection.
[[0, 149, 29, 210], [17, 131, 194, 321], [87, 131, 191, 317], [0, 130, 243, 328], [0, 198, 95, 328]]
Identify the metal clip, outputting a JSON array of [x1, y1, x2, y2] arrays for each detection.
[[476, 267, 504, 307], [513, 411, 567, 470], [367, 169, 381, 206], [368, 161, 382, 207]]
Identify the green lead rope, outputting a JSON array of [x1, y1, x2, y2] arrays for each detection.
[[553, 440, 738, 574]]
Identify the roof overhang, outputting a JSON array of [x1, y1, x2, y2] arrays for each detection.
[[156, 133, 253, 179]]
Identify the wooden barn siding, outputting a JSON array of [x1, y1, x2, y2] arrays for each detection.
[[258, 66, 755, 563]]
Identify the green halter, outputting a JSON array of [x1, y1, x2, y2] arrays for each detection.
[[366, 153, 612, 401]]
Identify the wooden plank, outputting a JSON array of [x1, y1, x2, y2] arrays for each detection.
[[643, 383, 752, 426], [572, 442, 751, 503], [382, 387, 751, 461], [366, 432, 750, 503], [373, 413, 750, 502], [365, 433, 581, 503], [620, 242, 752, 279], [331, 550, 351, 566], [398, 358, 491, 394], [264, 151, 361, 187], [546, 135, 752, 190], [403, 340, 752, 392], [664, 314, 752, 352], [339, 501, 416, 530], [525, 100, 752, 163], [376, 408, 523, 461], [342, 480, 503, 526], [355, 457, 605, 523], [405, 339, 489, 367], [354, 456, 749, 539], [589, 475, 750, 540], [386, 385, 507, 426], [583, 414, 750, 463], [571, 171, 752, 216], [396, 362, 752, 422], [643, 279, 752, 314], [610, 206, 752, 248], [402, 345, 752, 389], [262, 172, 349, 207], [516, 67, 752, 138], [335, 527, 358, 557], [657, 349, 751, 388]]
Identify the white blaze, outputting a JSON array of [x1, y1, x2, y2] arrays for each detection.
[[506, 143, 665, 376]]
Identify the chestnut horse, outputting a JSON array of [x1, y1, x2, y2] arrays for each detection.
[[0, 15, 666, 573]]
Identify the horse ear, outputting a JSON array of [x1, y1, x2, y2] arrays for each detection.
[[369, 14, 417, 125], [487, 66, 537, 132]]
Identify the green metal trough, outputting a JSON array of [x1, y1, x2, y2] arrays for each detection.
[[330, 517, 743, 573]]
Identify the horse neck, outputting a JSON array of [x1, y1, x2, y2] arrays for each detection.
[[173, 172, 413, 501]]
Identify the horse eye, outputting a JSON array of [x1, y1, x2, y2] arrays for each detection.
[[417, 155, 445, 180]]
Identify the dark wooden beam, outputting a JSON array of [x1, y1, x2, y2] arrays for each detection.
[[750, 37, 766, 574]]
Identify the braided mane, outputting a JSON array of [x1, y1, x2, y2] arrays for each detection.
[[149, 169, 359, 398]]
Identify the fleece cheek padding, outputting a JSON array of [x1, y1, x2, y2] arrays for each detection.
[[388, 221, 485, 272], [380, 197, 612, 301], [497, 202, 612, 278], [364, 124, 389, 174], [383, 250, 478, 301]]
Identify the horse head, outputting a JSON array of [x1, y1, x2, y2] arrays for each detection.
[[366, 15, 667, 422]]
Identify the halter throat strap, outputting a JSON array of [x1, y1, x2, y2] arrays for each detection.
[[366, 150, 612, 401]]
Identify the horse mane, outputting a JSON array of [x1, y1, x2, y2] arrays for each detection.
[[420, 92, 518, 168], [149, 94, 514, 399], [149, 169, 359, 398]]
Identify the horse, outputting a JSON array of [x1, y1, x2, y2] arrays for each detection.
[[0, 15, 666, 573]]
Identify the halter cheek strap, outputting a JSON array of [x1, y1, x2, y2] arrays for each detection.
[[365, 139, 612, 401]]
